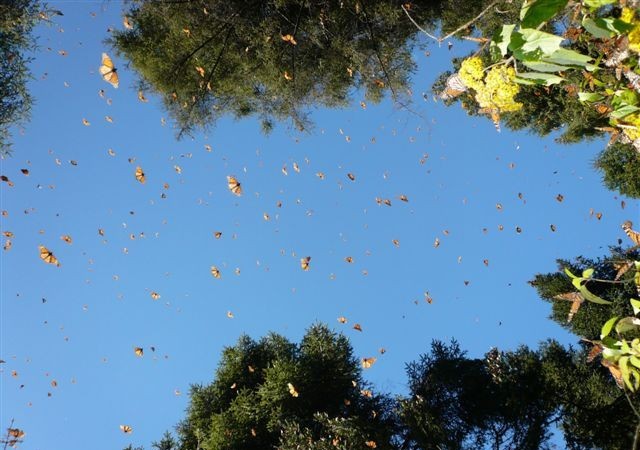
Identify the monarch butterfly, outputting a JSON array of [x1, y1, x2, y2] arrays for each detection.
[[211, 266, 221, 279], [119, 425, 133, 434], [553, 292, 584, 323], [440, 73, 468, 100], [353, 323, 362, 332], [300, 256, 311, 271], [227, 176, 242, 196], [150, 291, 160, 300], [135, 166, 145, 184], [622, 220, 640, 245], [361, 357, 377, 369], [134, 347, 144, 357], [39, 245, 60, 266], [287, 382, 299, 397], [281, 34, 297, 45], [337, 316, 347, 324], [99, 53, 119, 88]]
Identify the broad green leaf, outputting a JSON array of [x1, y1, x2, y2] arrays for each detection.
[[631, 299, 640, 315], [521, 59, 567, 72], [602, 337, 622, 351], [584, 0, 615, 7], [520, 0, 568, 29], [564, 267, 579, 278], [491, 24, 516, 58], [582, 17, 615, 39], [582, 268, 594, 279], [578, 284, 613, 304], [601, 316, 619, 339], [578, 92, 605, 102], [518, 28, 564, 54], [590, 17, 635, 35], [619, 356, 634, 390], [610, 105, 640, 119], [621, 338, 632, 353], [617, 318, 640, 334], [515, 72, 564, 86], [630, 355, 640, 369], [543, 48, 594, 68], [632, 369, 640, 391], [612, 89, 640, 108]]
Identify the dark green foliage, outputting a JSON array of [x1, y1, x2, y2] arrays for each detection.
[[503, 85, 608, 144], [542, 343, 637, 450], [400, 340, 560, 450], [401, 339, 638, 450], [172, 324, 397, 450], [530, 247, 640, 340], [594, 142, 640, 199], [0, 0, 43, 154], [112, 0, 421, 136]]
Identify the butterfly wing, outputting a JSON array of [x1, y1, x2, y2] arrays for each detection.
[[135, 167, 145, 183], [100, 53, 119, 88], [227, 176, 242, 196], [101, 53, 114, 70]]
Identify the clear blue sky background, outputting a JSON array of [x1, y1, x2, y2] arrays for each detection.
[[1, 2, 638, 450]]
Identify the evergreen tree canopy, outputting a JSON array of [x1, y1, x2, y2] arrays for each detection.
[[530, 246, 640, 340], [0, 0, 46, 155], [400, 339, 637, 450], [111, 0, 422, 135], [169, 324, 397, 450], [594, 142, 640, 199]]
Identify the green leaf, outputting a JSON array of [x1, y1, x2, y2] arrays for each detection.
[[582, 268, 594, 279], [601, 316, 619, 339], [564, 267, 579, 278], [543, 48, 594, 68], [583, 0, 615, 7], [520, 0, 568, 29], [591, 17, 635, 35], [631, 299, 640, 315], [578, 284, 613, 304], [602, 337, 622, 352], [518, 28, 564, 54], [491, 24, 516, 58], [582, 17, 615, 39], [610, 105, 640, 119], [630, 355, 640, 369], [515, 72, 564, 86], [619, 356, 634, 390], [521, 59, 568, 72], [578, 92, 605, 102]]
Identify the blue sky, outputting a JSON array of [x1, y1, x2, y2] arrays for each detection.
[[1, 2, 637, 450]]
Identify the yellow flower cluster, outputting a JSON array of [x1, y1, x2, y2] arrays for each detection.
[[621, 7, 640, 53], [458, 57, 523, 113]]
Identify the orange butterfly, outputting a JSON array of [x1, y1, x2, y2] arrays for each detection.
[[135, 166, 145, 184], [227, 176, 242, 196], [361, 357, 377, 369], [134, 347, 144, 357], [554, 292, 584, 323], [287, 382, 299, 397], [300, 256, 311, 271], [99, 53, 119, 88], [211, 266, 221, 279], [39, 245, 60, 266], [119, 425, 133, 434], [622, 220, 640, 245]]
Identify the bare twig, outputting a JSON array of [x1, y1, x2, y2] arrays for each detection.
[[401, 1, 500, 44], [400, 5, 438, 42]]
